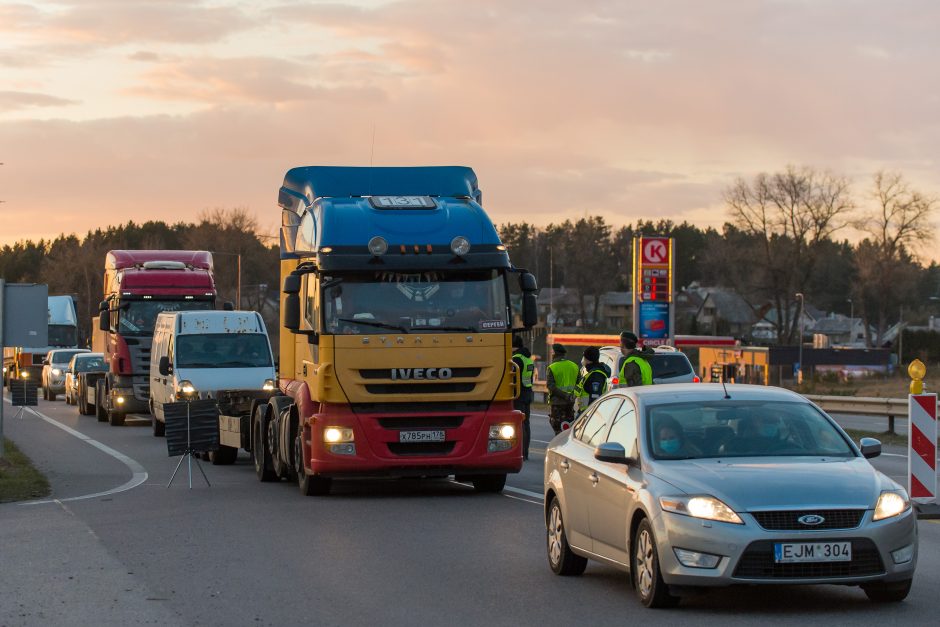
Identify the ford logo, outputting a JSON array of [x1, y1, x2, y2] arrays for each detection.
[[797, 514, 825, 526]]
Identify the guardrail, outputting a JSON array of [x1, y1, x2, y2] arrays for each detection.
[[530, 383, 911, 434]]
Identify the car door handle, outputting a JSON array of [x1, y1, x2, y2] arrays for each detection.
[[589, 472, 599, 486], [559, 460, 570, 471]]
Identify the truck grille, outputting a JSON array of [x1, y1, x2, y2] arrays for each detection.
[[377, 416, 465, 430], [359, 368, 481, 379], [387, 442, 456, 456], [364, 382, 475, 395], [733, 539, 884, 579], [751, 509, 865, 531], [125, 338, 152, 375], [351, 401, 488, 414]]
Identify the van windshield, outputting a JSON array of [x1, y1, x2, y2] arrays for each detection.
[[175, 333, 272, 369]]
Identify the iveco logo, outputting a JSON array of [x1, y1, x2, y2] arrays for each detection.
[[391, 368, 453, 380], [797, 514, 825, 526]]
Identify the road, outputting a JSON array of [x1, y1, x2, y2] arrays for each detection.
[[1, 399, 938, 626]]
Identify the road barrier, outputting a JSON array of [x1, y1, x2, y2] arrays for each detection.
[[909, 394, 938, 502]]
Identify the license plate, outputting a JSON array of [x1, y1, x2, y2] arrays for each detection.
[[399, 430, 445, 443], [774, 541, 852, 563]]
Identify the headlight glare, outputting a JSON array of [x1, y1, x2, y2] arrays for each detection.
[[52, 368, 62, 376], [262, 379, 276, 391], [873, 490, 910, 521], [488, 424, 516, 440], [324, 427, 354, 443], [660, 495, 743, 525]]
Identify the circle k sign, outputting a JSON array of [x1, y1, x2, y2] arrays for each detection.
[[642, 238, 669, 265]]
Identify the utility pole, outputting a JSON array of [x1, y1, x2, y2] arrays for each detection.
[[795, 292, 804, 384], [847, 297, 854, 344]]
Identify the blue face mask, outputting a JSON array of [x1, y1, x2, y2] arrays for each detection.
[[759, 423, 779, 438], [660, 438, 680, 454]]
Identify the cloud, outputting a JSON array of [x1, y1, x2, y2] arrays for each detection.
[[0, 91, 79, 111]]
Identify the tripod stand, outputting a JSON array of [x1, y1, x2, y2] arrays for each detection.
[[167, 398, 211, 489]]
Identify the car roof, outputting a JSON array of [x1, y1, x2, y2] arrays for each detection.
[[73, 352, 104, 359], [615, 383, 806, 405], [50, 348, 88, 354]]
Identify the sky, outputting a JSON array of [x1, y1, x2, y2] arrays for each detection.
[[1, 0, 939, 247]]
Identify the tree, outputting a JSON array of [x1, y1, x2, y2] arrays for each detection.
[[722, 165, 853, 343], [853, 171, 937, 346]]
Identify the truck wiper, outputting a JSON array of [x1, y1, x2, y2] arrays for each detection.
[[410, 325, 478, 332], [336, 318, 409, 333]]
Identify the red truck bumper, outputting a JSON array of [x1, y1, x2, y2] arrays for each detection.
[[301, 401, 524, 478]]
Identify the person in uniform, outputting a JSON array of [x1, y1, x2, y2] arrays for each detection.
[[576, 346, 608, 413], [619, 331, 653, 387], [546, 343, 579, 434], [511, 335, 534, 460]]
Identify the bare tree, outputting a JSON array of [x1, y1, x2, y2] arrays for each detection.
[[853, 171, 936, 346], [724, 165, 853, 343]]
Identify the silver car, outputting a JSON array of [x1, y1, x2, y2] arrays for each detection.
[[544, 383, 917, 607]]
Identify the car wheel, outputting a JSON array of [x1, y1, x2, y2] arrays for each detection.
[[152, 415, 165, 437], [252, 405, 277, 482], [863, 579, 913, 603], [546, 497, 588, 576], [96, 381, 108, 422], [471, 474, 507, 493], [295, 432, 331, 496], [633, 519, 679, 608], [209, 446, 238, 465]]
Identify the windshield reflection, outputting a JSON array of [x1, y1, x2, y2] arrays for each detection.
[[119, 300, 212, 336]]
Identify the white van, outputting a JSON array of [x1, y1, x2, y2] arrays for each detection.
[[149, 311, 276, 436]]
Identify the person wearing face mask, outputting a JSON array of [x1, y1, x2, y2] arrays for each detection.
[[618, 331, 653, 387], [546, 343, 579, 434], [575, 346, 609, 414], [653, 415, 699, 458]]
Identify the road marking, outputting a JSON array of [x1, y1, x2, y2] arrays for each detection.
[[504, 484, 544, 501], [3, 401, 149, 505], [503, 493, 543, 506]]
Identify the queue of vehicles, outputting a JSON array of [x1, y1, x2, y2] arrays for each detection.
[[11, 164, 918, 607]]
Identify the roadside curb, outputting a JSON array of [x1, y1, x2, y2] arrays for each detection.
[[915, 502, 940, 520]]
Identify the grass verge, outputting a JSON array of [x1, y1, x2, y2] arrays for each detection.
[[0, 438, 51, 503], [843, 428, 908, 448]]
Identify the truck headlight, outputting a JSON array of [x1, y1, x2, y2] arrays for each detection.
[[324, 427, 354, 443], [873, 490, 910, 521], [262, 379, 276, 391], [489, 424, 516, 440], [52, 368, 62, 376]]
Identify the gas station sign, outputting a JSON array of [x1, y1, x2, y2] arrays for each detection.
[[632, 237, 674, 346]]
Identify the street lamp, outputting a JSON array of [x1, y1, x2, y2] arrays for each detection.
[[795, 293, 804, 384]]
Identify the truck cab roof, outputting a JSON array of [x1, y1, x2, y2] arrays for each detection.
[[106, 250, 213, 271]]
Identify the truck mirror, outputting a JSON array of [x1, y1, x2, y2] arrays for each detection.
[[519, 272, 538, 293], [99, 299, 109, 312], [98, 312, 109, 332], [158, 356, 171, 377], [522, 293, 538, 329], [284, 293, 301, 331], [283, 274, 301, 295]]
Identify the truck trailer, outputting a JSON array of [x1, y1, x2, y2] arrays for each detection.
[[248, 166, 539, 496], [3, 295, 79, 388], [94, 250, 217, 425]]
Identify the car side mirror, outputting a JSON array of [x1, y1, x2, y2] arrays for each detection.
[[860, 437, 882, 459], [594, 442, 635, 465], [98, 299, 108, 312], [99, 312, 109, 332], [158, 356, 171, 377]]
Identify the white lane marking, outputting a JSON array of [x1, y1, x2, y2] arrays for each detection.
[[504, 485, 544, 501], [3, 401, 149, 505], [882, 452, 940, 462], [504, 493, 542, 506]]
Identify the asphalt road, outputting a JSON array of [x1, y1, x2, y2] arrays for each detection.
[[1, 399, 939, 626]]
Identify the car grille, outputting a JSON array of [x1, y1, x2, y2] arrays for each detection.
[[733, 538, 884, 579], [751, 509, 865, 531], [386, 442, 456, 456]]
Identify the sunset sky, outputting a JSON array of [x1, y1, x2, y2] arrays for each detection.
[[1, 0, 939, 246]]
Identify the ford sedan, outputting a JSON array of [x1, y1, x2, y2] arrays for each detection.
[[544, 384, 917, 608]]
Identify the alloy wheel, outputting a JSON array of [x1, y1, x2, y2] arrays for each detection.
[[548, 504, 563, 566], [636, 529, 654, 599]]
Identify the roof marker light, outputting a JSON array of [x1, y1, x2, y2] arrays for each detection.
[[368, 236, 388, 256], [320, 247, 333, 254], [496, 244, 507, 251], [451, 236, 470, 257]]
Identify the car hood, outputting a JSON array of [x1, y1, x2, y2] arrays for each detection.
[[649, 457, 889, 510]]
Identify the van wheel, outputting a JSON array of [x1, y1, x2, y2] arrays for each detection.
[[108, 408, 125, 426], [253, 406, 277, 482], [210, 446, 237, 465], [152, 415, 165, 437], [95, 381, 107, 422]]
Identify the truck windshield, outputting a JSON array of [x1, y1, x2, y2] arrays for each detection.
[[322, 270, 509, 334], [119, 300, 212, 336], [175, 333, 272, 369], [48, 324, 77, 347]]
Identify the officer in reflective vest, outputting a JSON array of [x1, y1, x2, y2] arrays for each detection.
[[576, 346, 609, 413], [547, 343, 579, 434], [619, 331, 653, 387], [512, 335, 535, 460]]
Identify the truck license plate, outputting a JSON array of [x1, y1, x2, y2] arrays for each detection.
[[774, 541, 852, 563], [399, 430, 445, 443]]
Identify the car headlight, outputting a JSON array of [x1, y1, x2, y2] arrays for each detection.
[[660, 495, 744, 525], [873, 490, 910, 521], [324, 427, 354, 443], [52, 368, 61, 376]]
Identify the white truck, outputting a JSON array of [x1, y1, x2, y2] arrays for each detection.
[[149, 310, 276, 464], [4, 295, 80, 389]]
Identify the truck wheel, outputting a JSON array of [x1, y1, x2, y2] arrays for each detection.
[[252, 406, 277, 482], [109, 408, 126, 426], [210, 446, 237, 465], [471, 474, 507, 493], [96, 381, 107, 422], [295, 433, 331, 496], [48, 389, 57, 402], [152, 415, 165, 437]]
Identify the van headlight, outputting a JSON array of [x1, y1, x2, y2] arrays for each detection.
[[262, 379, 276, 391], [873, 490, 910, 521]]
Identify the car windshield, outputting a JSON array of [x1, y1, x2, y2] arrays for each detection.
[[52, 350, 84, 365], [73, 356, 106, 372], [322, 270, 509, 335], [48, 324, 77, 347], [175, 333, 272, 368], [646, 400, 855, 460], [119, 300, 212, 336]]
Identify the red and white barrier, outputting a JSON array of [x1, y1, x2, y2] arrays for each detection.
[[908, 394, 937, 503]]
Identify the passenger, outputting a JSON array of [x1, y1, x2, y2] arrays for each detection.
[[652, 414, 699, 458]]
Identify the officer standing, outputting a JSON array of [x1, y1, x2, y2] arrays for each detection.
[[546, 343, 579, 434], [576, 346, 609, 413], [619, 331, 653, 387], [511, 335, 534, 460]]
